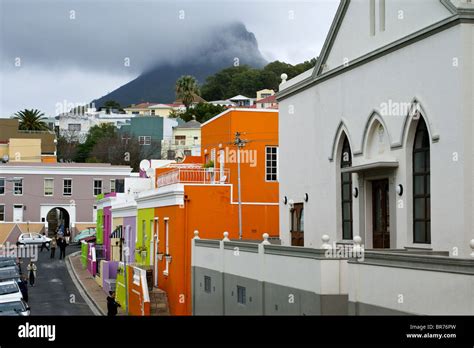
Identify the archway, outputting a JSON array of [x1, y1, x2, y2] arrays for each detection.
[[46, 207, 70, 236]]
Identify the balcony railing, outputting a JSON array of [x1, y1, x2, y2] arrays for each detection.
[[156, 168, 230, 187]]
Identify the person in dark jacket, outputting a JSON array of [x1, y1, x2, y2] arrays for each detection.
[[58, 237, 67, 260], [107, 291, 121, 316], [18, 275, 29, 302]]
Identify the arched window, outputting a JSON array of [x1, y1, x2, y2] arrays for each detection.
[[413, 118, 430, 243], [341, 136, 353, 240]]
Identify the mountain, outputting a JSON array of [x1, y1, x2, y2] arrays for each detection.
[[92, 22, 267, 107]]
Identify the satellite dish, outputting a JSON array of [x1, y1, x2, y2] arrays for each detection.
[[139, 159, 151, 171]]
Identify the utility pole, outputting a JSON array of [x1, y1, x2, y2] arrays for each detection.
[[234, 132, 247, 240]]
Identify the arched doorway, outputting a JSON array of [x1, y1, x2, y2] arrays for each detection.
[[46, 207, 70, 236]]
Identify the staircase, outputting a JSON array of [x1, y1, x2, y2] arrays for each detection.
[[149, 288, 170, 316]]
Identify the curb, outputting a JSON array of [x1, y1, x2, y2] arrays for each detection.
[[66, 251, 104, 316]]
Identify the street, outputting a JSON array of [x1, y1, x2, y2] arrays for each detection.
[[20, 244, 94, 315]]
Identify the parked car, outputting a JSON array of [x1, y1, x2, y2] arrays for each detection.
[[17, 233, 51, 247], [0, 259, 17, 269], [0, 298, 30, 316], [73, 228, 96, 243], [0, 280, 23, 301], [0, 267, 21, 283]]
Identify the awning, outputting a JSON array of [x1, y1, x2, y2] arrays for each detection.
[[341, 161, 399, 174]]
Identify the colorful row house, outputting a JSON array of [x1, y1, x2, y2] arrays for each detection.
[[87, 109, 280, 316]]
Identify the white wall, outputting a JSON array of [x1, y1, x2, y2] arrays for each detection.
[[323, 0, 452, 73], [279, 24, 473, 256], [348, 260, 474, 315], [193, 240, 347, 295]]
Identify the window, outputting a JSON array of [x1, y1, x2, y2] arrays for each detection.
[[265, 146, 278, 181], [167, 150, 176, 159], [413, 118, 431, 244], [0, 205, 4, 222], [68, 123, 81, 131], [115, 179, 124, 193], [193, 136, 199, 144], [110, 179, 116, 193], [184, 150, 192, 156], [237, 286, 246, 304], [341, 137, 353, 240], [290, 203, 304, 246], [63, 179, 72, 196], [44, 178, 54, 196], [174, 135, 186, 146], [138, 136, 151, 145], [93, 180, 102, 196], [142, 220, 146, 247], [14, 179, 23, 195], [204, 276, 211, 293], [0, 178, 4, 195]]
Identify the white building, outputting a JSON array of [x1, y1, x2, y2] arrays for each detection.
[[58, 108, 134, 142], [277, 0, 473, 257], [189, 0, 474, 317]]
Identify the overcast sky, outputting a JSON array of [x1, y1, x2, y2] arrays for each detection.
[[0, 0, 339, 116]]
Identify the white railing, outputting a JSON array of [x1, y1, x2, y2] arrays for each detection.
[[156, 168, 230, 187]]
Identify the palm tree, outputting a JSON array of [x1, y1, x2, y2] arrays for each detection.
[[14, 109, 49, 131], [175, 75, 200, 111]]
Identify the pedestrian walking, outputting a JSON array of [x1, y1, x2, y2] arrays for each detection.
[[18, 275, 29, 302], [27, 261, 37, 287], [58, 237, 67, 260], [65, 228, 71, 245], [40, 231, 50, 252], [50, 237, 57, 259], [107, 291, 121, 316]]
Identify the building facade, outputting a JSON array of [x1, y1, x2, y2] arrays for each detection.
[[277, 0, 473, 256], [0, 162, 131, 234]]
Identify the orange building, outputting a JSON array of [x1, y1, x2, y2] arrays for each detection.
[[135, 109, 279, 315]]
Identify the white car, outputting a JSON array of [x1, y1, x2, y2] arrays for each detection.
[[0, 280, 23, 301], [17, 233, 51, 247], [0, 298, 30, 316]]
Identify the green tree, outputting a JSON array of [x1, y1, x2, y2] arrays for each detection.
[[200, 59, 318, 101], [74, 123, 116, 162], [13, 109, 49, 131], [175, 75, 200, 111], [178, 102, 227, 123], [103, 100, 122, 114]]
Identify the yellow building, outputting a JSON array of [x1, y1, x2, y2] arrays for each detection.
[[0, 119, 57, 163], [256, 89, 275, 101], [162, 119, 201, 159]]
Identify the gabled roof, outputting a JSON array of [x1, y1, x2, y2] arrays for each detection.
[[175, 119, 201, 129], [125, 102, 158, 109], [312, 0, 468, 78], [277, 0, 473, 101], [229, 95, 252, 100], [256, 95, 277, 104]]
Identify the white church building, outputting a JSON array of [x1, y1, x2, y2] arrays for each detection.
[[278, 0, 473, 258], [191, 0, 473, 316]]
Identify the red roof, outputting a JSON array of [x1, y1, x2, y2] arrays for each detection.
[[256, 94, 277, 104]]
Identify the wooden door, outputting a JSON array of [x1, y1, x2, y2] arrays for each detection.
[[290, 203, 304, 246], [372, 179, 390, 249]]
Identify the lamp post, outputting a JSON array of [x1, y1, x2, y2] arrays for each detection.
[[234, 132, 247, 240]]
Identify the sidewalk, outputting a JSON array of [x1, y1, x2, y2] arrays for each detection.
[[67, 251, 124, 316]]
